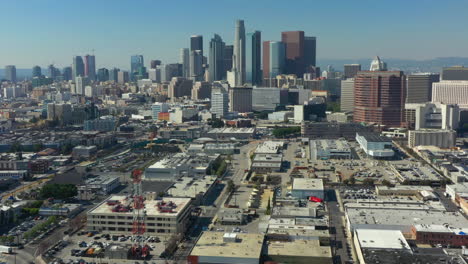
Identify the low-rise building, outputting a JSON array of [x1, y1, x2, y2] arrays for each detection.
[[265, 239, 332, 264], [165, 175, 217, 205], [206, 127, 256, 140], [87, 195, 192, 237], [251, 153, 282, 173], [408, 129, 456, 148], [39, 203, 82, 218], [354, 229, 411, 264], [78, 176, 120, 200], [411, 224, 468, 247], [291, 178, 324, 200], [188, 232, 264, 264], [309, 139, 351, 160], [356, 132, 394, 159], [72, 145, 97, 159], [254, 141, 284, 154]]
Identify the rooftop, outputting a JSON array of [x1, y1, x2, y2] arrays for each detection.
[[357, 132, 392, 143], [190, 232, 264, 259], [292, 178, 324, 191], [355, 229, 411, 250], [267, 239, 332, 258], [254, 141, 284, 154]]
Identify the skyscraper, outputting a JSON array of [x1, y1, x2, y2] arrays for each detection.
[[150, 60, 161, 69], [229, 86, 253, 112], [190, 35, 203, 55], [344, 64, 361, 79], [32, 66, 42, 78], [5, 65, 17, 83], [269, 41, 286, 78], [62, 67, 72, 81], [233, 19, 246, 86], [48, 64, 59, 80], [84, 54, 96, 81], [74, 76, 89, 95], [168, 77, 193, 102], [406, 74, 439, 103], [72, 56, 85, 79], [190, 50, 203, 81], [354, 70, 406, 127], [281, 31, 305, 76], [246, 31, 261, 85], [262, 41, 271, 79], [97, 68, 109, 82], [224, 45, 234, 73], [441, 66, 468, 81], [304, 36, 317, 68], [180, 48, 190, 78], [118, 71, 129, 84], [211, 85, 229, 118], [209, 34, 225, 82], [341, 79, 355, 112], [109, 68, 120, 82], [131, 55, 144, 81], [369, 56, 387, 71]]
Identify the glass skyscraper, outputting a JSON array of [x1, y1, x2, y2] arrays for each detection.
[[209, 34, 225, 82], [130, 55, 144, 81], [269, 41, 286, 78], [246, 31, 261, 85]]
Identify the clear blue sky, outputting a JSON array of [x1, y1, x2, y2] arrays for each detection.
[[1, 0, 467, 69]]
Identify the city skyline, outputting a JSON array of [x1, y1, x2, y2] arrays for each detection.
[[1, 0, 468, 69]]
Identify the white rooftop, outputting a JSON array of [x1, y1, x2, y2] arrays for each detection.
[[355, 229, 410, 250], [292, 178, 324, 191]]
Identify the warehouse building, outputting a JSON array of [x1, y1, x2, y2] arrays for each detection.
[[355, 132, 394, 159], [291, 178, 324, 200], [309, 139, 351, 160]]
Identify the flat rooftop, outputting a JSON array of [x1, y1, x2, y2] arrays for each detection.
[[267, 239, 332, 258], [357, 132, 392, 143], [89, 195, 191, 217], [166, 175, 217, 198], [292, 178, 324, 191], [310, 139, 350, 152], [255, 141, 284, 154], [190, 232, 264, 259], [355, 229, 410, 250]]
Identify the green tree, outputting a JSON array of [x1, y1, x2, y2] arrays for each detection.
[[40, 184, 77, 199], [272, 127, 301, 138], [227, 180, 235, 193], [362, 178, 375, 186]]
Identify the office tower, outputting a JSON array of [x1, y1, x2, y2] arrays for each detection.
[[72, 56, 85, 79], [3, 86, 25, 98], [304, 36, 317, 67], [211, 85, 229, 118], [246, 31, 261, 85], [160, 64, 182, 82], [341, 79, 355, 112], [224, 45, 233, 72], [134, 66, 148, 80], [192, 81, 212, 100], [344, 64, 361, 79], [130, 55, 144, 81], [262, 41, 271, 79], [62, 67, 72, 81], [148, 68, 159, 82], [97, 68, 109, 82], [252, 87, 284, 111], [369, 56, 387, 71], [151, 102, 169, 120], [32, 66, 42, 78], [150, 60, 161, 69], [190, 50, 203, 81], [441, 66, 468, 81], [47, 103, 72, 125], [405, 102, 459, 130], [108, 68, 119, 82], [432, 81, 468, 109], [168, 77, 193, 102], [229, 86, 252, 112], [190, 35, 203, 55], [209, 34, 226, 82], [180, 48, 190, 78], [117, 71, 129, 84], [269, 41, 286, 78], [406, 74, 439, 103], [74, 76, 89, 95], [281, 31, 305, 76], [354, 71, 406, 127], [232, 19, 246, 86], [5, 65, 17, 83], [48, 64, 59, 80], [84, 54, 96, 81]]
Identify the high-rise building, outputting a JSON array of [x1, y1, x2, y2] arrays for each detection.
[[48, 64, 59, 80], [211, 85, 229, 118], [441, 66, 468, 81], [229, 86, 252, 112], [304, 36, 317, 67], [406, 74, 439, 103], [84, 54, 96, 81], [117, 71, 129, 84], [232, 20, 246, 86], [148, 68, 160, 82], [262, 41, 271, 79], [190, 50, 203, 81], [354, 70, 406, 127], [150, 60, 161, 69], [341, 79, 355, 112], [224, 45, 233, 73], [74, 76, 89, 95], [369, 56, 387, 71], [281, 31, 305, 76], [180, 48, 190, 78], [192, 81, 212, 100], [62, 67, 72, 81], [151, 102, 169, 120], [246, 31, 261, 85], [190, 35, 203, 55], [72, 56, 85, 79], [269, 41, 286, 78], [160, 64, 182, 82], [32, 66, 42, 78], [97, 68, 109, 82], [405, 102, 459, 130], [5, 65, 17, 83], [109, 68, 119, 82], [130, 55, 144, 81], [344, 64, 361, 79], [432, 81, 468, 109], [209, 34, 225, 82], [168, 77, 193, 102]]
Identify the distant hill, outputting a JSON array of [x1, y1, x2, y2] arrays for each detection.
[[317, 57, 468, 74]]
